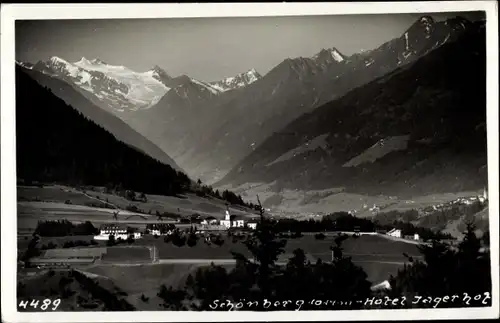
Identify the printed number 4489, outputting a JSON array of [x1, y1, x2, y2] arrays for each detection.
[[18, 299, 61, 311]]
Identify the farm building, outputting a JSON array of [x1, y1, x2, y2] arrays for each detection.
[[94, 224, 141, 240], [386, 228, 402, 238]]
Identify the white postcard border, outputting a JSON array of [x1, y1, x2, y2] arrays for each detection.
[[1, 2, 498, 322]]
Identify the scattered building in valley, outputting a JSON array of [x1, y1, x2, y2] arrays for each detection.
[[94, 224, 141, 240], [386, 228, 402, 238]]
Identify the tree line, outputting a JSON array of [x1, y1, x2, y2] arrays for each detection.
[[193, 179, 261, 210], [34, 220, 99, 237]]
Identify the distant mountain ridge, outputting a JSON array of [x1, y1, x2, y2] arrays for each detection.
[[28, 57, 262, 113], [209, 69, 262, 92]]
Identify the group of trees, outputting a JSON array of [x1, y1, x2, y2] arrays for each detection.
[[105, 234, 136, 247], [193, 179, 260, 210], [155, 206, 492, 310], [34, 220, 99, 237]]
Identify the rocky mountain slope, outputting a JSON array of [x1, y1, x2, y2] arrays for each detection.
[[151, 15, 479, 182], [217, 19, 487, 198]]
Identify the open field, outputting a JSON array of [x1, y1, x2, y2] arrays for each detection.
[[102, 246, 152, 263], [17, 201, 179, 232], [129, 234, 421, 261], [75, 234, 420, 292]]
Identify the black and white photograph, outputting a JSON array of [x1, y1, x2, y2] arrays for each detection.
[[1, 2, 499, 322]]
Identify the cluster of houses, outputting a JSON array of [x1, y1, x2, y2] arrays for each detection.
[[424, 188, 489, 213], [93, 208, 259, 240], [200, 208, 259, 230]]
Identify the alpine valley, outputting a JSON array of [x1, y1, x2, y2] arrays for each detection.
[[16, 15, 488, 234]]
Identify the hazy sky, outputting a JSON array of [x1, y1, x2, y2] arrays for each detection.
[[16, 12, 484, 82]]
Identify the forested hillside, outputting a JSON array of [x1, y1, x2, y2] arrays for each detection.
[[16, 67, 191, 196]]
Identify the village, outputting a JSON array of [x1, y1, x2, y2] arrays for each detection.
[[92, 207, 260, 241]]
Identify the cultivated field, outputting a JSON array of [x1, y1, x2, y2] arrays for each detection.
[[101, 246, 152, 263]]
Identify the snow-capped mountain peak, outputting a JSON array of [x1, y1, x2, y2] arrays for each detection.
[[209, 69, 262, 92], [49, 56, 70, 65], [32, 56, 169, 112], [148, 65, 173, 86], [312, 47, 346, 66], [329, 48, 345, 62], [90, 58, 107, 65]]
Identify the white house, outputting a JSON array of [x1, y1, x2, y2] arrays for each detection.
[[386, 228, 402, 238], [414, 233, 420, 241], [247, 222, 258, 230], [94, 224, 141, 240]]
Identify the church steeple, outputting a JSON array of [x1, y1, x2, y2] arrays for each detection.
[[225, 205, 231, 221]]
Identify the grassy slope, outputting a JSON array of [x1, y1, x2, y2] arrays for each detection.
[[17, 185, 259, 231]]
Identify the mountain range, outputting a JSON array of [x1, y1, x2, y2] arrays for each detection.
[[17, 15, 487, 201], [217, 19, 487, 198], [163, 15, 478, 182], [30, 57, 262, 113]]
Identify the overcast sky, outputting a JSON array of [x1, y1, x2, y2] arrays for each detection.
[[16, 11, 484, 82]]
